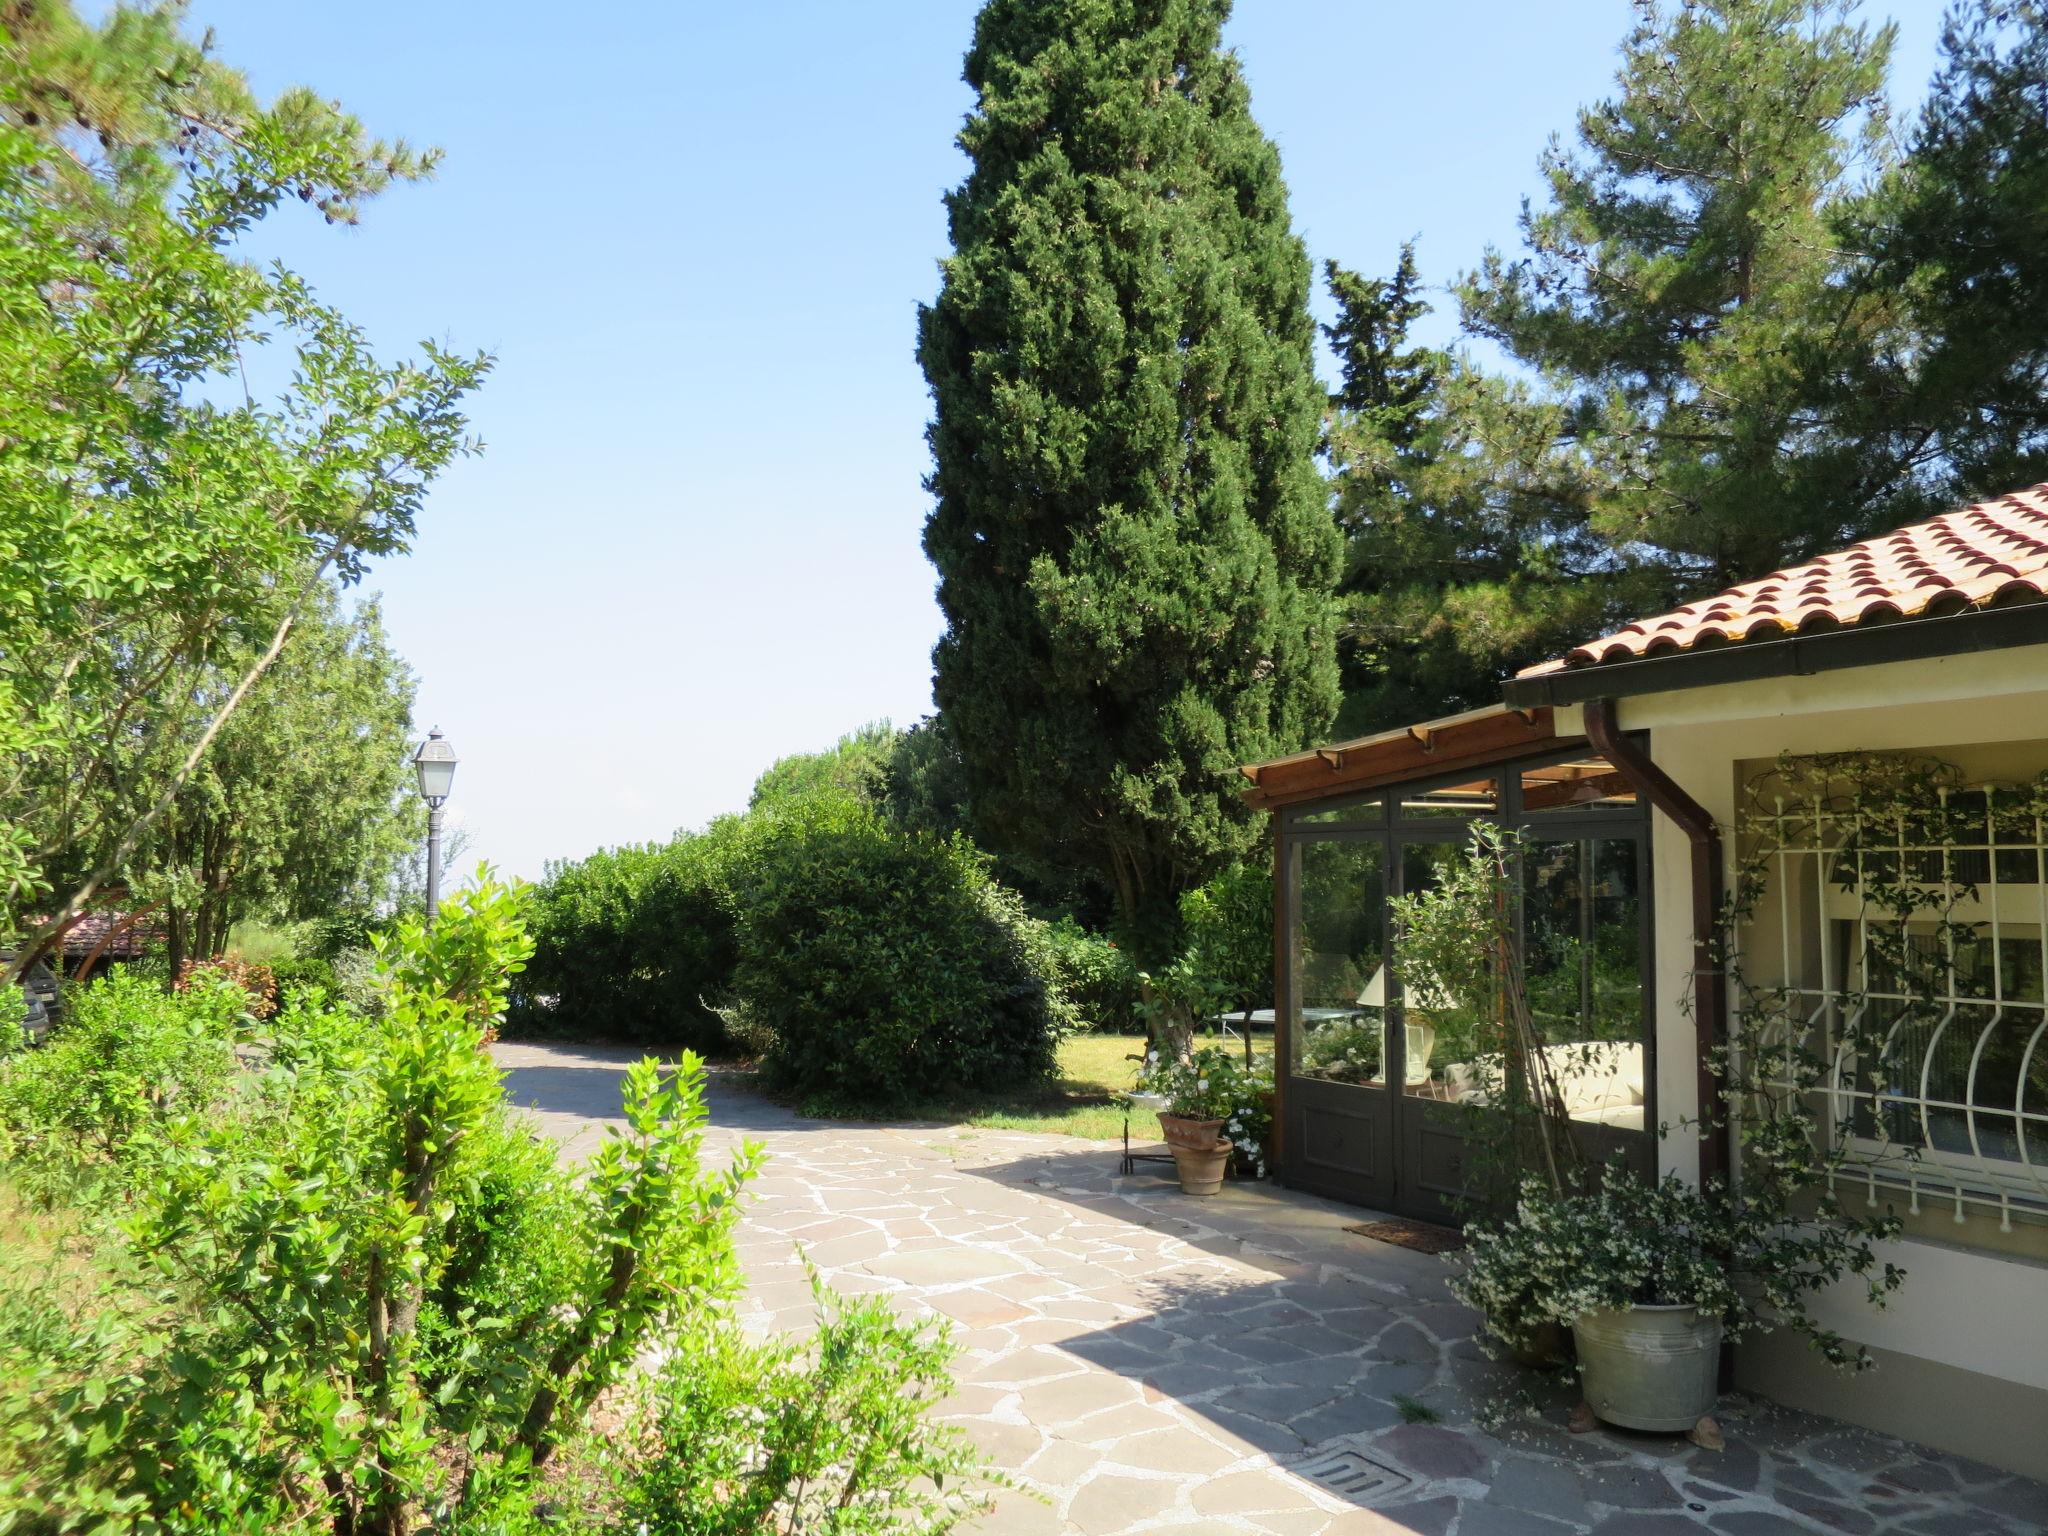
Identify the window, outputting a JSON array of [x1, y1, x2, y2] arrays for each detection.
[[1279, 753, 1651, 1123], [1519, 759, 1638, 815], [1291, 797, 1384, 827], [1291, 838, 1387, 1086], [1397, 776, 1498, 819], [1521, 836, 1647, 1130], [1740, 772, 2048, 1229]]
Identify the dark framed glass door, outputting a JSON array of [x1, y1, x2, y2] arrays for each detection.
[[1284, 821, 1394, 1206], [1276, 749, 1657, 1219], [1392, 833, 1494, 1222]]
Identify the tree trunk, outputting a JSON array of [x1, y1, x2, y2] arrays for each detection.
[[1109, 843, 1194, 1061], [1136, 973, 1195, 1064]]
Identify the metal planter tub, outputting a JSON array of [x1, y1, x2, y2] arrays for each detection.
[[1572, 1303, 1722, 1432]]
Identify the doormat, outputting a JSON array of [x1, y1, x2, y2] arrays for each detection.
[[1344, 1217, 1466, 1254]]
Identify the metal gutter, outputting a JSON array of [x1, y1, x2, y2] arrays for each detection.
[[1583, 699, 1730, 1189], [1503, 598, 2048, 711]]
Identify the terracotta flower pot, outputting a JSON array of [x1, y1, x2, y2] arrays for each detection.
[[1158, 1112, 1230, 1195]]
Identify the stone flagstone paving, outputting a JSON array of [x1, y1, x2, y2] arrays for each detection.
[[494, 1043, 2048, 1536]]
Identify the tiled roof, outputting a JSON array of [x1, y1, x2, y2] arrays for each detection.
[[1521, 483, 2048, 676], [53, 910, 159, 958]]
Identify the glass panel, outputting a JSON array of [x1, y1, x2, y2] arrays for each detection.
[[1291, 797, 1385, 827], [1523, 837, 1647, 1128], [1842, 923, 2048, 1171], [1396, 842, 1490, 1098], [1519, 758, 1638, 815], [1291, 838, 1387, 1086], [1396, 777, 1498, 819]]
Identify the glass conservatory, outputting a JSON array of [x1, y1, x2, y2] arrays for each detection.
[[1243, 705, 1658, 1219]]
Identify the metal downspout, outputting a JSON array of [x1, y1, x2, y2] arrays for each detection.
[[1584, 698, 1732, 1188]]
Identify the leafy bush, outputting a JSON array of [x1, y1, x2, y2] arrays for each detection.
[[1043, 917, 1139, 1032], [0, 879, 764, 1532], [514, 819, 750, 1049], [330, 945, 386, 1014], [304, 907, 380, 960], [267, 952, 339, 1004], [1452, 1164, 1905, 1370], [0, 871, 1001, 1535], [0, 968, 243, 1179], [612, 1279, 1001, 1534], [174, 950, 278, 1018], [1178, 861, 1273, 1017], [734, 796, 1069, 1106], [751, 720, 900, 812]]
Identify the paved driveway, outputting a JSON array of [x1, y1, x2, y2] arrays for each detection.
[[495, 1042, 2048, 1536]]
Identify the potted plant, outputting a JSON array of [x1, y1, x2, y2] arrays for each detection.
[[1136, 1046, 1272, 1194], [1455, 1171, 1739, 1432], [1413, 820, 1903, 1437], [1453, 1160, 1901, 1439]]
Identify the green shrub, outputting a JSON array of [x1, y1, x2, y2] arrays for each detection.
[[267, 952, 339, 1005], [1179, 861, 1274, 1017], [0, 874, 997, 1534], [304, 907, 380, 960], [734, 796, 1068, 1106], [612, 1279, 1000, 1534], [0, 878, 767, 1533], [750, 720, 899, 812], [1043, 917, 1139, 1032], [0, 969, 243, 1180], [514, 818, 750, 1049]]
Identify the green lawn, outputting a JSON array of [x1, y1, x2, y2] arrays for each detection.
[[733, 1032, 1158, 1139], [946, 1031, 1153, 1139], [838, 1030, 1271, 1141], [942, 1036, 1155, 1146], [740, 1029, 1276, 1140]]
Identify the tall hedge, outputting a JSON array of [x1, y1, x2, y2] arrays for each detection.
[[513, 818, 749, 1049], [733, 796, 1070, 1105]]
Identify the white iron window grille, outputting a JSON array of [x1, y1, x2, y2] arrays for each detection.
[[1740, 777, 2048, 1233]]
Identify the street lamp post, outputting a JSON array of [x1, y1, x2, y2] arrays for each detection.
[[412, 728, 458, 928]]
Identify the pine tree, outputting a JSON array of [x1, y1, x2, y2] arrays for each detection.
[[918, 0, 1340, 964], [1850, 0, 2048, 510], [1461, 0, 1899, 598], [1323, 252, 1612, 735], [1326, 250, 1436, 441]]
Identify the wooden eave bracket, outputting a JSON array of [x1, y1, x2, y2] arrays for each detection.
[[1406, 725, 1437, 753], [1315, 748, 1346, 770]]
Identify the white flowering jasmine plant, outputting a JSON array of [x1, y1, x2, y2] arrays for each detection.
[[1450, 1163, 1902, 1370], [1134, 1045, 1273, 1178]]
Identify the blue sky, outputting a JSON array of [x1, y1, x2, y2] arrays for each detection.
[[182, 1, 1944, 881]]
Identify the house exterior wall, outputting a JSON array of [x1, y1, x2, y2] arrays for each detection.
[[1586, 641, 2048, 1479]]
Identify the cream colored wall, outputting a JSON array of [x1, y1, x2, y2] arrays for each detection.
[[1599, 641, 2048, 1402]]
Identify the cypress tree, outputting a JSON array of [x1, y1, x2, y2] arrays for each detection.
[[918, 0, 1340, 966]]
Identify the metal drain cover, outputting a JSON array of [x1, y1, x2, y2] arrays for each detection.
[[1287, 1444, 1415, 1504]]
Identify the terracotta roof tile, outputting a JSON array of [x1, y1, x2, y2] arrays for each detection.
[[48, 910, 160, 958], [1521, 483, 2048, 676]]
